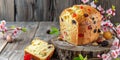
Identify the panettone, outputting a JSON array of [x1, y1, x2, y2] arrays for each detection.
[[24, 38, 55, 60], [59, 5, 102, 45]]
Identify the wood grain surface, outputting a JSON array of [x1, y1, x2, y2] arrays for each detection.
[[35, 22, 59, 41], [0, 0, 14, 21], [0, 22, 39, 60], [0, 40, 7, 53], [0, 0, 119, 23]]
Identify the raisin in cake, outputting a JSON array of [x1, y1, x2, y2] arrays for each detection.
[[24, 38, 55, 60], [59, 5, 102, 45]]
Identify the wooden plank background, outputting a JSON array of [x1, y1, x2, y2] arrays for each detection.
[[0, 0, 14, 21], [0, 0, 119, 23]]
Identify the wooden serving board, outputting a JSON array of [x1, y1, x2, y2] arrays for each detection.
[[0, 40, 8, 53], [51, 38, 112, 60]]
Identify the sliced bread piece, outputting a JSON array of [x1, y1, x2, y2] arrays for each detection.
[[24, 38, 55, 60]]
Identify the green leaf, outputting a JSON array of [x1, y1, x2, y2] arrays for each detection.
[[112, 5, 115, 10], [115, 23, 120, 26], [106, 14, 112, 19], [21, 28, 27, 32], [115, 58, 120, 60], [50, 27, 59, 36], [73, 54, 88, 60], [10, 25, 16, 29], [84, 56, 87, 60], [94, 0, 98, 3], [2, 31, 4, 34], [79, 54, 84, 60], [73, 57, 80, 60]]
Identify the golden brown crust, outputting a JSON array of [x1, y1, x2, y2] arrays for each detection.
[[59, 5, 102, 45]]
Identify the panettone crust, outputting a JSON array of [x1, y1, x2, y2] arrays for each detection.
[[59, 5, 102, 45]]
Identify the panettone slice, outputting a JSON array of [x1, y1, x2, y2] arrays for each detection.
[[24, 38, 55, 60]]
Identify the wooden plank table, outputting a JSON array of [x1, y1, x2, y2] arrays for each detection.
[[0, 22, 113, 60], [0, 22, 59, 60]]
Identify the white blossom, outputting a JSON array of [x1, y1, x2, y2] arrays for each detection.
[[81, 0, 89, 4]]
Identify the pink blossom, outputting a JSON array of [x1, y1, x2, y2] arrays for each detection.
[[97, 5, 103, 11], [13, 29, 18, 36], [98, 37, 120, 59], [1, 24, 5, 29], [116, 24, 120, 37], [97, 54, 101, 58], [101, 21, 106, 26], [116, 29, 120, 34], [1, 20, 6, 26], [3, 27, 7, 32], [102, 53, 111, 60], [0, 20, 6, 30], [0, 24, 5, 30], [101, 10, 105, 14], [90, 1, 96, 8], [102, 54, 107, 60], [112, 38, 119, 47], [106, 8, 113, 15], [115, 49, 120, 55], [116, 32, 120, 39], [102, 27, 108, 32], [110, 50, 118, 58], [97, 5, 105, 14], [81, 0, 89, 4], [112, 9, 116, 16], [102, 17, 107, 21], [106, 53, 112, 60], [118, 45, 120, 49], [118, 34, 120, 39], [112, 37, 119, 49], [112, 12, 116, 16], [109, 23, 113, 28], [101, 20, 113, 28], [101, 20, 113, 31]]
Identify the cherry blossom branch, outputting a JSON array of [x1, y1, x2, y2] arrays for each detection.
[[0, 20, 27, 43], [111, 25, 120, 40]]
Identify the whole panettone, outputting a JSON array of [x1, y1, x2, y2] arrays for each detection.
[[59, 5, 102, 45]]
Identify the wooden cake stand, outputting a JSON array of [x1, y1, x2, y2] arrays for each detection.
[[51, 38, 112, 60]]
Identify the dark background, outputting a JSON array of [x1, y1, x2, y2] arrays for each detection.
[[0, 0, 120, 23]]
